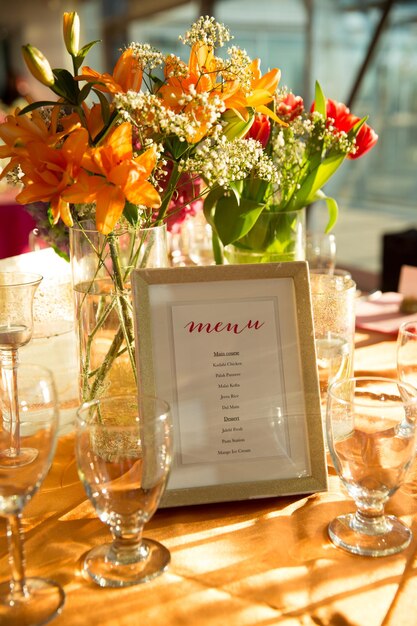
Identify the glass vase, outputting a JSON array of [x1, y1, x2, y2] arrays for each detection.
[[70, 221, 168, 403], [223, 207, 306, 264]]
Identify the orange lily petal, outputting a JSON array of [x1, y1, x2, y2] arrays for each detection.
[[105, 122, 133, 162], [124, 179, 161, 208], [62, 127, 90, 165], [133, 145, 158, 176], [95, 185, 125, 234], [256, 104, 288, 126], [51, 197, 73, 227], [113, 48, 143, 92], [254, 67, 281, 93]]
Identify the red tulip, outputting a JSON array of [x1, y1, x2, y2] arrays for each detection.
[[348, 120, 379, 159], [276, 92, 304, 121], [245, 114, 271, 148], [312, 98, 378, 159]]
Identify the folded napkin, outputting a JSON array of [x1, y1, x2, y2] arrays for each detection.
[[355, 292, 417, 335]]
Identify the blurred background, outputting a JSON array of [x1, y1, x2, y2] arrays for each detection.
[[1, 0, 416, 288]]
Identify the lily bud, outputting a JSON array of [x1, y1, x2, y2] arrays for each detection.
[[22, 44, 55, 86], [63, 12, 80, 56], [222, 109, 254, 141]]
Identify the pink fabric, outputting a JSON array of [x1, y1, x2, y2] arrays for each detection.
[[0, 202, 35, 259], [355, 292, 417, 335]]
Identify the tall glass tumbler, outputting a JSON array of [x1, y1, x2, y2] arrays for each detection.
[[310, 270, 356, 430]]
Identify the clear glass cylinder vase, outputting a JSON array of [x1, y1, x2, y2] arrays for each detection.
[[223, 207, 306, 264], [70, 221, 168, 402]]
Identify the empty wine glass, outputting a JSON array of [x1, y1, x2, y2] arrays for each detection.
[[76, 394, 173, 587], [306, 232, 336, 271], [0, 272, 42, 467], [397, 320, 417, 389], [0, 364, 64, 625], [327, 376, 417, 557]]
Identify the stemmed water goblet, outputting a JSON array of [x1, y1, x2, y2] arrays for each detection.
[[397, 320, 417, 389], [0, 364, 64, 625], [76, 394, 173, 587], [0, 272, 42, 467], [326, 376, 417, 557]]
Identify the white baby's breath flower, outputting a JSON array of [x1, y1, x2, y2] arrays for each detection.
[[180, 16, 232, 48], [185, 137, 279, 188], [126, 42, 164, 70]]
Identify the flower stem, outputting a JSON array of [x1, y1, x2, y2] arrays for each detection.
[[155, 161, 182, 223], [108, 234, 137, 385]]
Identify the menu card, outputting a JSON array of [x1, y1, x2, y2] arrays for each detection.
[[132, 263, 326, 505]]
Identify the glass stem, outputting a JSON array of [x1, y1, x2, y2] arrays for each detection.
[[6, 513, 29, 600], [353, 503, 389, 535], [0, 348, 20, 456], [109, 528, 147, 564]]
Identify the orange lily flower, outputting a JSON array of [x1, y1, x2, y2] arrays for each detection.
[[225, 59, 285, 125], [15, 127, 90, 227], [61, 102, 107, 141], [158, 42, 284, 137], [63, 122, 161, 234], [78, 48, 143, 94], [159, 44, 231, 142], [0, 107, 81, 180]]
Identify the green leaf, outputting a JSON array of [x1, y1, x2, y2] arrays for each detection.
[[18, 100, 62, 115], [228, 180, 244, 205], [348, 115, 367, 139], [149, 74, 164, 89], [77, 81, 97, 103], [123, 201, 139, 226], [205, 190, 266, 246], [166, 136, 191, 160], [314, 81, 327, 117], [211, 231, 224, 265], [288, 152, 346, 209], [203, 186, 227, 228], [222, 109, 254, 141], [53, 67, 79, 102], [77, 40, 101, 61], [315, 190, 339, 232], [93, 89, 111, 125], [51, 244, 70, 263]]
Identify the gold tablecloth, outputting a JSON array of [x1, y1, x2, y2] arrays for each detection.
[[2, 330, 417, 626]]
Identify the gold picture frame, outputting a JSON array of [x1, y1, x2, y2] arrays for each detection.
[[131, 261, 327, 507]]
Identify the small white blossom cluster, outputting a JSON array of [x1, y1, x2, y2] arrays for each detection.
[[127, 43, 164, 70], [186, 136, 279, 188], [164, 54, 190, 79], [270, 108, 357, 205], [6, 165, 23, 186], [325, 116, 357, 154], [115, 90, 223, 143], [73, 202, 96, 219], [220, 46, 252, 92], [179, 16, 232, 48]]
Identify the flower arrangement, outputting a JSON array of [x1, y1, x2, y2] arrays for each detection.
[[0, 12, 377, 260], [0, 14, 284, 245], [203, 83, 378, 262], [0, 12, 289, 400], [0, 12, 378, 398]]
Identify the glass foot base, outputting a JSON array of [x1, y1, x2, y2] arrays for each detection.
[[0, 447, 38, 468], [83, 538, 170, 588], [328, 513, 412, 557], [0, 577, 65, 626]]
